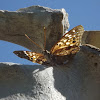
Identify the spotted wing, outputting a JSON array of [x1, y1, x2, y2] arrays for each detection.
[[13, 51, 47, 64], [50, 25, 84, 56]]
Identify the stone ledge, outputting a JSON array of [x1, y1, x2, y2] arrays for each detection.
[[0, 5, 69, 52]]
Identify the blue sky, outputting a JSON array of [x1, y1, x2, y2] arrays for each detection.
[[0, 0, 100, 65]]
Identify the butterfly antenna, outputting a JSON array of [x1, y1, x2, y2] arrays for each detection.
[[43, 27, 46, 50], [25, 34, 43, 51]]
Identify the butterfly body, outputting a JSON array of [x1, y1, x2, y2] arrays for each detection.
[[13, 25, 84, 66]]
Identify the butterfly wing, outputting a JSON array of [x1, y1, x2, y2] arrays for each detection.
[[50, 25, 84, 56], [13, 51, 47, 64]]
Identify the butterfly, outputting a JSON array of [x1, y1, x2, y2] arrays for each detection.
[[13, 25, 84, 66]]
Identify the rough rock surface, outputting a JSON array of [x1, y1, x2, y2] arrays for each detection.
[[0, 63, 65, 100], [0, 44, 100, 100], [0, 5, 69, 52]]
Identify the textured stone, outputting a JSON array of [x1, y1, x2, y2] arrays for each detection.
[[82, 31, 100, 48], [0, 6, 69, 52], [0, 63, 65, 100], [0, 44, 100, 100]]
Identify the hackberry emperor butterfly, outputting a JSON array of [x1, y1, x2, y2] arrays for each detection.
[[13, 25, 84, 66]]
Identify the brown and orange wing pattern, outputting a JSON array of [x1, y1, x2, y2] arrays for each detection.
[[13, 51, 47, 64], [50, 25, 84, 56]]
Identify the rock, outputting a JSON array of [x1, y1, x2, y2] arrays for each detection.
[[0, 6, 100, 100], [0, 44, 100, 100], [0, 62, 65, 100], [82, 31, 100, 48], [0, 5, 69, 52]]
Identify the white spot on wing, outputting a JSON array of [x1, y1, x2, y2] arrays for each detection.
[[66, 42, 70, 45], [72, 30, 75, 32], [77, 31, 79, 33], [24, 51, 28, 56], [63, 39, 67, 43], [70, 44, 74, 46], [68, 35, 72, 37], [65, 34, 69, 37], [29, 52, 32, 56], [33, 56, 36, 58]]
